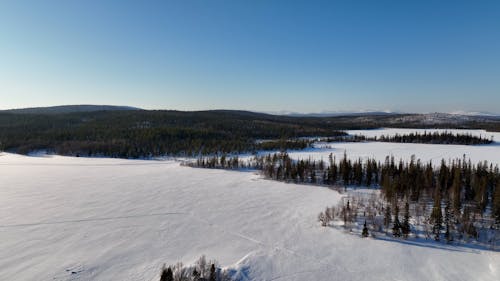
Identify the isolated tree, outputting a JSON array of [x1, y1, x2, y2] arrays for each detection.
[[318, 212, 328, 227], [209, 264, 216, 281], [362, 220, 369, 237]]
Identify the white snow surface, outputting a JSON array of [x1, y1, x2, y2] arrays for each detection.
[[282, 129, 500, 166], [1, 152, 499, 281]]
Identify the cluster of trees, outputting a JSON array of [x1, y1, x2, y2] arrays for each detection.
[[254, 152, 499, 225], [255, 139, 313, 151], [192, 152, 500, 245], [318, 131, 494, 145], [319, 189, 498, 248], [318, 196, 413, 240], [192, 155, 245, 170], [160, 256, 232, 281], [375, 131, 493, 145]]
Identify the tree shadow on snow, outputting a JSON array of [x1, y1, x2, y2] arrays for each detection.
[[373, 235, 491, 254]]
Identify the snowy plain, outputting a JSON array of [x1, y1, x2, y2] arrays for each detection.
[[1, 149, 499, 281], [284, 128, 500, 167]]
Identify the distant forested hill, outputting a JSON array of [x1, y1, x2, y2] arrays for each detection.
[[1, 107, 499, 158], [2, 105, 141, 114], [0, 109, 347, 157]]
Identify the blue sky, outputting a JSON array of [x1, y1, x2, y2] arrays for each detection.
[[0, 0, 499, 113]]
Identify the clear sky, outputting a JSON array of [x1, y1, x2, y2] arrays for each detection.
[[1, 0, 499, 113]]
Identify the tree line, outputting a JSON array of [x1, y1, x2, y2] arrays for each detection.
[[2, 110, 499, 158], [320, 131, 493, 145], [374, 131, 493, 145], [191, 152, 500, 246], [160, 255, 232, 281]]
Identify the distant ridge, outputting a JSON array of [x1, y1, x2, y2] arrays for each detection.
[[2, 105, 142, 114], [281, 111, 397, 117]]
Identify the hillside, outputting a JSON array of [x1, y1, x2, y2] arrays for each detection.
[[2, 105, 142, 114], [1, 108, 500, 157]]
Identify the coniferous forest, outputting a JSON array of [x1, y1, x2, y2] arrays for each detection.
[[374, 131, 493, 145], [1, 109, 499, 158], [191, 152, 500, 248], [318, 131, 493, 145]]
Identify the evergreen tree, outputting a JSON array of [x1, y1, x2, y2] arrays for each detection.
[[493, 178, 500, 224], [383, 206, 392, 233], [451, 167, 462, 215], [311, 169, 316, 183], [160, 267, 173, 281], [444, 199, 453, 243], [431, 190, 443, 241], [392, 204, 402, 238], [209, 264, 216, 281], [192, 268, 200, 281], [401, 202, 411, 239], [362, 220, 369, 237]]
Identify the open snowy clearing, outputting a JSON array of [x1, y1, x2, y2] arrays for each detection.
[[287, 141, 500, 167], [0, 152, 498, 281], [280, 128, 500, 166]]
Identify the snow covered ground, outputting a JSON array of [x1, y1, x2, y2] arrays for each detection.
[[1, 152, 499, 281], [283, 128, 500, 166], [287, 141, 500, 167]]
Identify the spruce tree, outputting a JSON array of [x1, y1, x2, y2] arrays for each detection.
[[193, 268, 200, 281], [383, 206, 392, 234], [160, 267, 173, 281], [392, 204, 401, 238], [401, 202, 411, 239], [451, 167, 462, 215], [493, 178, 500, 224], [431, 190, 443, 241], [362, 220, 369, 237], [209, 264, 216, 281], [444, 199, 453, 243]]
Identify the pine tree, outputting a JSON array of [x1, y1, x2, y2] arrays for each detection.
[[451, 167, 462, 215], [311, 169, 316, 183], [444, 199, 453, 243], [401, 202, 411, 239], [493, 178, 500, 224], [209, 264, 216, 281], [383, 206, 392, 234], [431, 191, 443, 241], [392, 204, 401, 238], [160, 267, 173, 281], [362, 220, 369, 237], [193, 268, 200, 281]]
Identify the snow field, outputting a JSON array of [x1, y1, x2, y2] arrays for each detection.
[[0, 152, 498, 281], [279, 128, 500, 166]]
